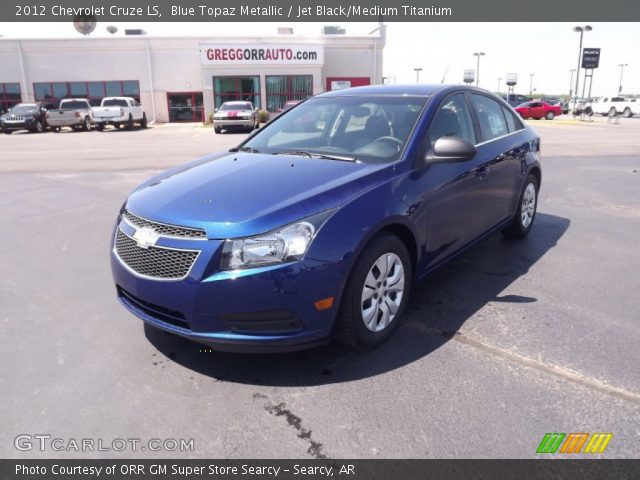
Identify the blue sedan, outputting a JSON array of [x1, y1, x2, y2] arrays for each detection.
[[111, 84, 541, 352]]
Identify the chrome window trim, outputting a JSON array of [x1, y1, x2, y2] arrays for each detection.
[[474, 128, 523, 148], [113, 228, 202, 282]]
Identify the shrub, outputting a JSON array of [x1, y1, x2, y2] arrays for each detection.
[[257, 110, 270, 124]]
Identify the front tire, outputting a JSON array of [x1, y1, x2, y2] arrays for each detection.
[[35, 120, 44, 133], [83, 117, 91, 131], [623, 108, 633, 118], [335, 233, 412, 348], [3, 130, 12, 135], [545, 111, 555, 120], [608, 107, 617, 117], [502, 173, 539, 238], [126, 115, 134, 130], [140, 114, 148, 128], [214, 126, 222, 134]]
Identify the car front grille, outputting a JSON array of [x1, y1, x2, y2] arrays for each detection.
[[5, 116, 25, 122], [122, 210, 206, 239], [114, 230, 199, 280]]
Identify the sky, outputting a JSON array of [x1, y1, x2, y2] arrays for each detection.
[[0, 21, 638, 96]]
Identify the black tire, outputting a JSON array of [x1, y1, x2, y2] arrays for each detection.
[[114, 123, 121, 129], [334, 233, 412, 348], [126, 115, 134, 130], [140, 114, 148, 128], [52, 127, 60, 133], [214, 126, 222, 134], [3, 130, 12, 135], [545, 111, 555, 120], [502, 173, 539, 239], [95, 124, 104, 131], [83, 117, 91, 131], [35, 120, 44, 133], [608, 107, 617, 117], [623, 108, 632, 118]]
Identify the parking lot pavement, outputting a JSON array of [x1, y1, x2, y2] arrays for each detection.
[[1, 121, 639, 458]]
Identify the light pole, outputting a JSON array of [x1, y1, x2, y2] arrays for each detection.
[[414, 67, 423, 84], [473, 52, 485, 87], [572, 25, 592, 112], [618, 63, 628, 94], [497, 77, 502, 93], [529, 74, 535, 97], [569, 69, 576, 97]]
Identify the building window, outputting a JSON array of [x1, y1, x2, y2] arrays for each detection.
[[213, 76, 260, 110], [266, 75, 313, 112], [0, 83, 22, 114], [33, 81, 140, 107], [167, 92, 204, 123]]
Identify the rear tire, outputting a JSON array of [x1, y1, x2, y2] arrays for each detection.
[[502, 173, 539, 238], [126, 115, 134, 130], [214, 126, 222, 134], [52, 127, 60, 133], [334, 233, 412, 348], [545, 111, 555, 120], [35, 120, 44, 133], [140, 114, 148, 128], [623, 108, 632, 118], [83, 117, 91, 131], [95, 124, 104, 131], [3, 130, 12, 135], [608, 107, 617, 117]]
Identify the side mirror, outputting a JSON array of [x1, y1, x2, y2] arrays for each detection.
[[426, 137, 477, 163], [214, 108, 218, 113]]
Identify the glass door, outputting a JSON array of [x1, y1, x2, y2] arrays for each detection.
[[167, 92, 204, 122]]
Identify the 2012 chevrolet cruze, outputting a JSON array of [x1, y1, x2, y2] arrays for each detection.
[[111, 85, 541, 352]]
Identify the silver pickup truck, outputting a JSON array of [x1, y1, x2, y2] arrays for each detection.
[[46, 98, 94, 132]]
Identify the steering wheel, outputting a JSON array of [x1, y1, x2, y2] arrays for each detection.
[[373, 136, 404, 150]]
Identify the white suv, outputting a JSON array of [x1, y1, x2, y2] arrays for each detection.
[[591, 96, 627, 117]]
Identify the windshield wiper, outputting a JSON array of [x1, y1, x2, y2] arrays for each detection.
[[272, 150, 357, 162], [229, 146, 260, 153]]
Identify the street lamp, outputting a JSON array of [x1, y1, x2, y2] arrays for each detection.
[[618, 63, 628, 94], [529, 74, 535, 97], [414, 67, 423, 83], [569, 69, 576, 97], [473, 52, 485, 87], [572, 25, 592, 112], [497, 77, 502, 93]]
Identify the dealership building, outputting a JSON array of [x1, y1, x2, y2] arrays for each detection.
[[0, 26, 386, 122]]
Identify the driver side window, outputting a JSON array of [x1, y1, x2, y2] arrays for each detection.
[[427, 93, 476, 147]]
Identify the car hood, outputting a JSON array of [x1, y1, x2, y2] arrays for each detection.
[[125, 152, 391, 238]]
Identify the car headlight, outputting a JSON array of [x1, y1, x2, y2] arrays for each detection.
[[220, 210, 334, 270]]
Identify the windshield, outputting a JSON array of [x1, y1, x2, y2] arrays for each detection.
[[8, 104, 37, 113], [60, 101, 88, 110], [243, 96, 427, 164], [221, 103, 252, 111], [102, 99, 129, 107]]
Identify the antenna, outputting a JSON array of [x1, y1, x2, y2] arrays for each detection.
[[441, 65, 449, 84]]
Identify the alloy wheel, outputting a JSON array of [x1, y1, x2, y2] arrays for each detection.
[[361, 253, 405, 333], [521, 182, 536, 228]]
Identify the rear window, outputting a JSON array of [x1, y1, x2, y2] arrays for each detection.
[[60, 101, 88, 110], [102, 99, 129, 107]]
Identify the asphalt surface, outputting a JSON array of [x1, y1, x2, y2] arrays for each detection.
[[1, 117, 639, 459]]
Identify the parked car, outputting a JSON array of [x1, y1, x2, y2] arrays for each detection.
[[0, 102, 56, 134], [591, 96, 627, 117], [515, 100, 562, 120], [111, 84, 541, 353], [500, 93, 530, 108], [92, 97, 147, 130], [212, 101, 259, 133], [569, 97, 592, 116], [46, 98, 94, 132]]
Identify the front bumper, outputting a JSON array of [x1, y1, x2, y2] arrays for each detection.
[[110, 220, 343, 353], [213, 119, 254, 129], [2, 120, 35, 131]]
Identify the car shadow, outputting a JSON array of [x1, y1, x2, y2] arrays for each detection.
[[145, 212, 570, 386]]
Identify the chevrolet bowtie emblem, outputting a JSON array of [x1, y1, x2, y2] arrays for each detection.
[[132, 226, 159, 249]]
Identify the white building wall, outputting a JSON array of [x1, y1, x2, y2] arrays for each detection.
[[0, 30, 385, 123]]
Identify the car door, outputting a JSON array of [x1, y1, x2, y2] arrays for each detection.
[[529, 102, 544, 118], [468, 93, 524, 229], [421, 92, 486, 267]]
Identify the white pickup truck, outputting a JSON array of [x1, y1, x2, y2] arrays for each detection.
[[92, 97, 147, 130], [591, 96, 628, 117], [46, 98, 94, 132]]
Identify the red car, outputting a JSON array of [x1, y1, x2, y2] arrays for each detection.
[[515, 101, 562, 120]]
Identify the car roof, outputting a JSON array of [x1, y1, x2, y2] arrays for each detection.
[[319, 84, 447, 97]]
